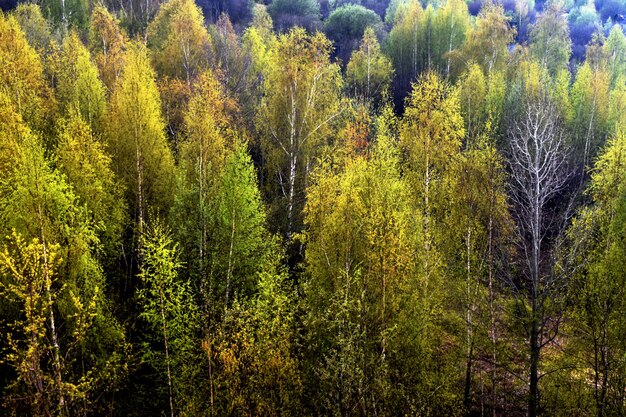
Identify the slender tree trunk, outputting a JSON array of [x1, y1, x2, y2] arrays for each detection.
[[136, 135, 145, 238], [488, 212, 497, 417], [366, 41, 371, 102], [207, 338, 214, 416], [447, 14, 455, 78], [159, 288, 175, 417], [225, 206, 236, 307], [287, 152, 297, 240], [528, 136, 542, 417], [464, 226, 473, 412], [529, 311, 539, 417], [60, 0, 67, 34], [287, 85, 297, 241], [464, 342, 474, 413], [37, 204, 66, 415]]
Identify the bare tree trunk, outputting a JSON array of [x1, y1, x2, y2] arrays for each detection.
[[507, 94, 571, 417]]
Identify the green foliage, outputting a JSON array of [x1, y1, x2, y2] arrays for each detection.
[[0, 119, 128, 415], [87, 5, 127, 92], [346, 26, 393, 105], [604, 24, 626, 86], [1, 1, 625, 415], [12, 4, 52, 54], [55, 110, 126, 257], [105, 41, 175, 231], [565, 126, 626, 416], [56, 31, 106, 130], [400, 71, 464, 203], [257, 27, 343, 238], [39, 0, 89, 31], [529, 1, 571, 77], [209, 260, 301, 416], [570, 60, 611, 165], [304, 109, 464, 414], [450, 3, 515, 77], [138, 220, 205, 415], [386, 0, 469, 101], [147, 0, 212, 82], [325, 4, 381, 39], [268, 0, 320, 32], [0, 12, 54, 131], [324, 4, 382, 63]]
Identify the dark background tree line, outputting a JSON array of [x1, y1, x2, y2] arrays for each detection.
[[1, 0, 626, 415]]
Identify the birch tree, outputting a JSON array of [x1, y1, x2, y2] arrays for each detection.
[[346, 27, 393, 106], [105, 41, 175, 238], [506, 92, 572, 417], [258, 28, 343, 240]]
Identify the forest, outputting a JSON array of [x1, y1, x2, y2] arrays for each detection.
[[1, 0, 626, 415]]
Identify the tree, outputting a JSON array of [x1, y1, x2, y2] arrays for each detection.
[[0, 12, 54, 131], [346, 26, 393, 106], [433, 0, 470, 78], [386, 0, 426, 102], [57, 31, 107, 130], [214, 143, 271, 307], [258, 28, 343, 240], [177, 136, 273, 311], [88, 5, 127, 92], [443, 133, 513, 413], [451, 3, 515, 77], [39, 0, 88, 33], [568, 2, 601, 60], [399, 71, 464, 266], [208, 255, 301, 416], [55, 110, 126, 258], [138, 220, 203, 417], [506, 91, 572, 417], [566, 124, 626, 416], [105, 41, 175, 237], [323, 4, 382, 65], [174, 70, 231, 302], [147, 0, 212, 83], [211, 13, 254, 118], [268, 0, 320, 32], [199, 0, 252, 24], [240, 6, 276, 125], [570, 61, 610, 185], [0, 120, 128, 415], [529, 1, 572, 77], [303, 131, 417, 415], [457, 62, 488, 143], [0, 90, 30, 177], [0, 232, 66, 415], [12, 4, 52, 54], [604, 24, 626, 86]]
